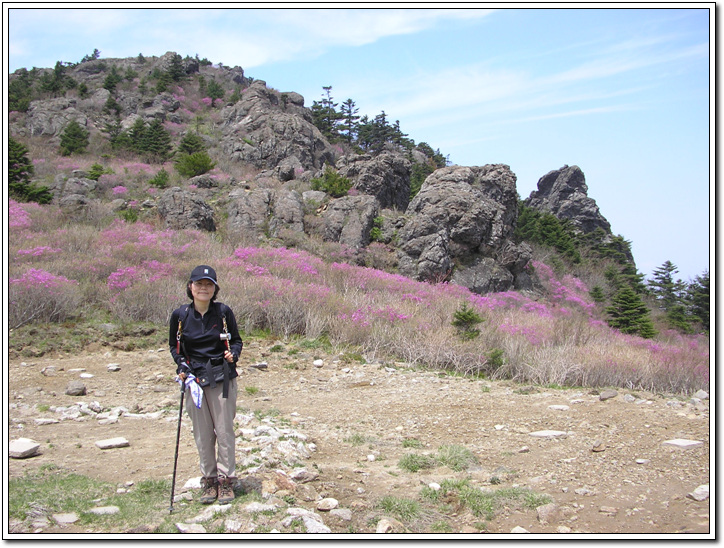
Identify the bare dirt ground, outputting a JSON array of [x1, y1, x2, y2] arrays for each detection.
[[7, 339, 711, 536]]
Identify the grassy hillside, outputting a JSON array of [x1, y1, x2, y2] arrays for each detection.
[[8, 198, 708, 395]]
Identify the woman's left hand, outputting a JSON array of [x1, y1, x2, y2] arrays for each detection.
[[224, 350, 234, 363]]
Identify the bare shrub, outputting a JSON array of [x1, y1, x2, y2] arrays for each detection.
[[9, 269, 83, 328]]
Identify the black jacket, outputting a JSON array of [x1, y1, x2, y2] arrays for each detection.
[[169, 301, 243, 375]]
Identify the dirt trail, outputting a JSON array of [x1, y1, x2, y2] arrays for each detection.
[[7, 341, 711, 535]]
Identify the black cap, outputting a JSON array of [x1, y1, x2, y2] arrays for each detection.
[[189, 265, 218, 285]]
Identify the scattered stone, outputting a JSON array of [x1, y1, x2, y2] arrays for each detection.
[[518, 446, 530, 453], [9, 438, 41, 459], [250, 362, 268, 370], [687, 485, 709, 501], [189, 504, 231, 523], [428, 482, 441, 491], [65, 381, 86, 396], [623, 394, 636, 403], [557, 526, 572, 533], [41, 367, 57, 376], [537, 502, 560, 524], [95, 437, 130, 450], [599, 506, 618, 516], [89, 506, 120, 515], [184, 477, 202, 490], [529, 430, 568, 439], [52, 513, 79, 525], [176, 523, 207, 533], [511, 526, 530, 533], [693, 390, 709, 400], [80, 373, 94, 379], [376, 517, 406, 533], [662, 439, 703, 450], [330, 508, 352, 521], [313, 359, 324, 368], [548, 405, 570, 411], [107, 363, 121, 372], [34, 418, 59, 425], [592, 440, 606, 452], [289, 468, 319, 483], [243, 502, 277, 513], [636, 459, 650, 465], [599, 389, 618, 401], [317, 498, 339, 511], [574, 487, 595, 496]]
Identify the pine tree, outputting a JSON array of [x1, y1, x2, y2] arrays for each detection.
[[9, 137, 52, 204], [142, 119, 173, 161], [177, 132, 206, 155], [648, 261, 685, 310], [206, 79, 225, 103], [339, 98, 360, 144], [687, 271, 710, 332], [59, 119, 89, 156], [606, 285, 657, 339], [166, 53, 185, 82]]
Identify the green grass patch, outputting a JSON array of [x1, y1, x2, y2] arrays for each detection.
[[377, 496, 421, 522], [398, 453, 436, 473], [421, 478, 551, 521], [435, 444, 478, 472]]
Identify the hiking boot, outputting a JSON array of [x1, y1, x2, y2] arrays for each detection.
[[199, 476, 218, 504], [217, 475, 235, 504]]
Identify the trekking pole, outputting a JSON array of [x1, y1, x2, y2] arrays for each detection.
[[169, 379, 185, 513]]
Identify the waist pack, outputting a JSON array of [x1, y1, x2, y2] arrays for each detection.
[[192, 359, 236, 398]]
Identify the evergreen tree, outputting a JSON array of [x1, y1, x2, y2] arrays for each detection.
[[59, 120, 89, 156], [103, 66, 123, 92], [39, 61, 75, 97], [177, 132, 206, 155], [175, 151, 216, 177], [687, 270, 710, 332], [166, 53, 185, 82], [8, 137, 52, 204], [606, 285, 657, 338], [8, 68, 35, 112], [648, 261, 685, 310], [206, 79, 225, 103], [142, 119, 173, 161], [339, 98, 360, 144], [311, 86, 342, 140]]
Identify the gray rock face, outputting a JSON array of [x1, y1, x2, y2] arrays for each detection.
[[227, 188, 305, 238], [397, 164, 525, 291], [157, 187, 216, 231], [525, 165, 611, 234], [220, 80, 336, 171], [322, 195, 380, 250], [337, 152, 411, 211], [23, 98, 88, 137]]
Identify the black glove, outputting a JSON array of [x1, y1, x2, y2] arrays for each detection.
[[177, 361, 191, 376]]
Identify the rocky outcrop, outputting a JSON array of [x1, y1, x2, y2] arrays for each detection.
[[397, 164, 529, 291], [336, 152, 411, 211], [157, 187, 215, 231], [322, 195, 380, 250], [227, 188, 305, 238], [219, 80, 337, 171], [525, 165, 611, 234]]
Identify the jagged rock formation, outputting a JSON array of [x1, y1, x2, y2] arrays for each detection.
[[8, 52, 620, 296], [396, 165, 531, 291], [219, 80, 336, 171], [525, 165, 611, 234]]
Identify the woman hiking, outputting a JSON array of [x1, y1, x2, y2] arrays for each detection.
[[169, 265, 243, 504]]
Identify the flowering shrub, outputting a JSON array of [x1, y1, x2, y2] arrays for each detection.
[[6, 203, 709, 394], [9, 268, 81, 328]]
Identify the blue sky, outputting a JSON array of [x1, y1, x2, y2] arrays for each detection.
[[6, 6, 712, 282]]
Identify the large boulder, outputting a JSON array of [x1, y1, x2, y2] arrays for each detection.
[[336, 152, 411, 210], [24, 98, 88, 137], [525, 165, 611, 234], [219, 80, 336, 171], [322, 195, 380, 250], [397, 164, 523, 288], [227, 188, 304, 238], [157, 187, 215, 231]]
